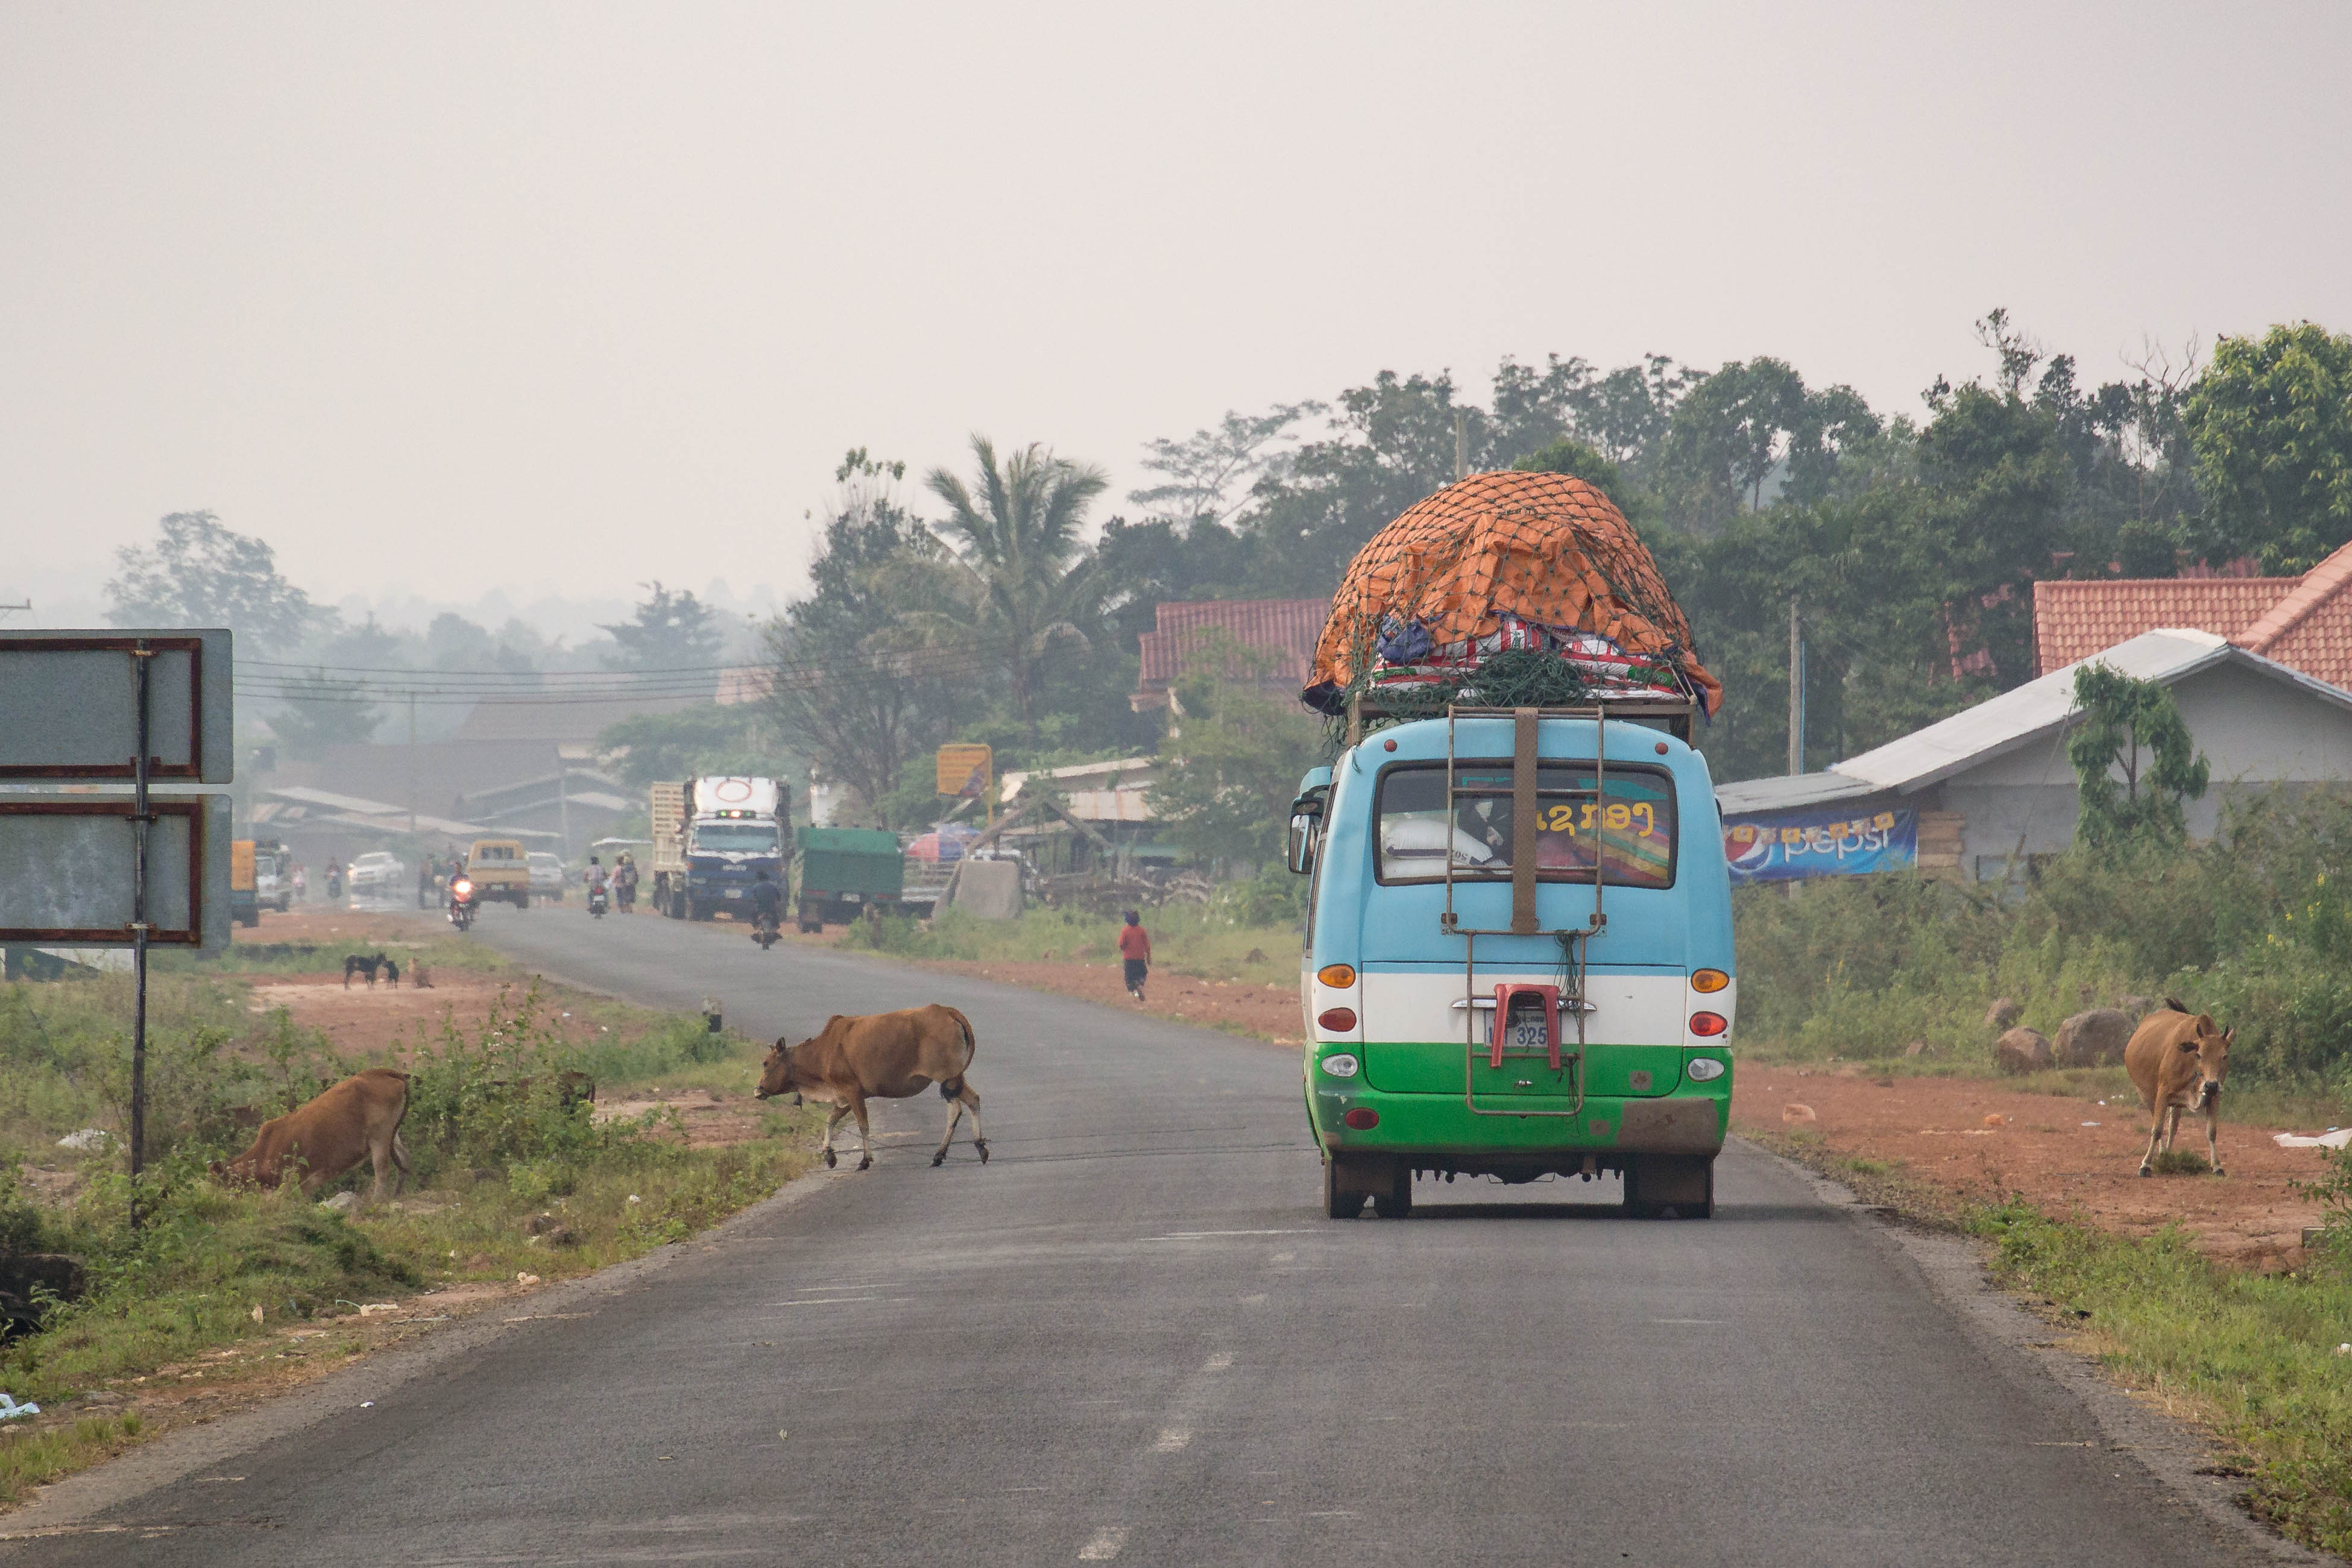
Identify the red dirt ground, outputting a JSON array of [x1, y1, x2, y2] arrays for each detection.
[[1728, 1065, 2334, 1268]]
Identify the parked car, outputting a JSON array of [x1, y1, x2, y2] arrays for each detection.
[[347, 851, 405, 896], [528, 852, 567, 902]]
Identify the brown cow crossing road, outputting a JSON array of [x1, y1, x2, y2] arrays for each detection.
[[0, 906, 2307, 1567]]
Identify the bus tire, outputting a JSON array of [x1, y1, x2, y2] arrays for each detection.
[[1322, 1159, 1364, 1220], [1626, 1154, 1714, 1219], [1372, 1163, 1413, 1218]]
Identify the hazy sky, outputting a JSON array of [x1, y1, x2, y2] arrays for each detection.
[[5, 2, 2348, 619]]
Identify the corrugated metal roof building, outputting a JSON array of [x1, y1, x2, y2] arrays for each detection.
[[1718, 629, 2352, 881]]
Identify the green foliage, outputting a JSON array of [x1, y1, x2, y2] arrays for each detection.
[[1735, 791, 2352, 1098], [601, 581, 725, 669], [2187, 323, 2352, 572], [260, 667, 382, 757], [594, 704, 794, 792], [106, 511, 314, 650], [2069, 664, 2210, 848], [1149, 644, 1328, 864], [919, 436, 1113, 737]]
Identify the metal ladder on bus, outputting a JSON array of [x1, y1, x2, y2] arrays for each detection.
[[1439, 705, 1608, 1119]]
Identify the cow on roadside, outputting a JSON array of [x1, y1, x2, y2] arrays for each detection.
[[211, 1069, 412, 1201], [2124, 998, 2232, 1177], [754, 1004, 985, 1171], [342, 952, 389, 988]]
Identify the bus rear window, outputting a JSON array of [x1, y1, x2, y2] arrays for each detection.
[[1375, 763, 1676, 889]]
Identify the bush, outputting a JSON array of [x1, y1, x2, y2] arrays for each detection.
[[1735, 789, 2352, 1094]]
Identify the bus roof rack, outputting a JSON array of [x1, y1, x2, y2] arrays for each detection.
[[1345, 691, 1697, 744]]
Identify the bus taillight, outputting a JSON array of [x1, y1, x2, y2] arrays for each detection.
[[1343, 1107, 1379, 1130], [1317, 1007, 1358, 1032], [1688, 1011, 1728, 1037]]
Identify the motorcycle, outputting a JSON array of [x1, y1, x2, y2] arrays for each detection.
[[588, 883, 609, 919], [751, 909, 781, 950], [326, 870, 344, 901], [447, 877, 476, 932]]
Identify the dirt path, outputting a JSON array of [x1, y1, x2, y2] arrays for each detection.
[[1730, 1065, 2334, 1267]]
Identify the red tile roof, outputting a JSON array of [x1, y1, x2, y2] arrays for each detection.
[[1133, 599, 1328, 709], [2033, 576, 2292, 675], [2031, 538, 2352, 690]]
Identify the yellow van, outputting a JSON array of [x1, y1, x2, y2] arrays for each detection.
[[464, 839, 534, 908]]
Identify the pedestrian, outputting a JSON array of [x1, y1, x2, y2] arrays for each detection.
[[1117, 909, 1151, 1001]]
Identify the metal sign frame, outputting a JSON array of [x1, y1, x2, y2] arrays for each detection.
[[0, 629, 233, 782], [0, 797, 222, 945]]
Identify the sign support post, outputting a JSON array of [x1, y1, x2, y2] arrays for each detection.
[[130, 641, 153, 1226]]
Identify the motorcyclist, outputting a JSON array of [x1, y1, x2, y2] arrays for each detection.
[[584, 855, 609, 904], [749, 869, 783, 939]]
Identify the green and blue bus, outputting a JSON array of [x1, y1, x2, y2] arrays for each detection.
[[1288, 703, 1733, 1219]]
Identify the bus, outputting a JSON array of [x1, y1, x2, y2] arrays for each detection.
[[1288, 704, 1733, 1220]]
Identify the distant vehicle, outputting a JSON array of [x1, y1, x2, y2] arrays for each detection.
[[649, 777, 790, 921], [464, 839, 532, 908], [348, 852, 406, 896], [253, 839, 292, 912], [528, 852, 567, 902], [230, 839, 261, 928], [793, 827, 904, 930]]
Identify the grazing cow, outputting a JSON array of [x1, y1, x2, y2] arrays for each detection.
[[342, 952, 389, 988], [211, 1069, 412, 1201], [754, 1004, 985, 1170], [2124, 998, 2232, 1177]]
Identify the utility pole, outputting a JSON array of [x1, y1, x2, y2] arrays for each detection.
[[1454, 411, 1469, 482], [407, 690, 418, 842], [1787, 595, 1805, 776]]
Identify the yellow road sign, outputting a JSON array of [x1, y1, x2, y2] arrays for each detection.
[[937, 743, 992, 799]]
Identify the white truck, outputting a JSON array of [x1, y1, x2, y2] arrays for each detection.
[[649, 776, 790, 921]]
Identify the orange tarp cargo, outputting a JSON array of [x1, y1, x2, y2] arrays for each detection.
[[1304, 471, 1721, 715]]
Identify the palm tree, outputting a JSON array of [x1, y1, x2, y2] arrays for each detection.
[[920, 436, 1111, 737]]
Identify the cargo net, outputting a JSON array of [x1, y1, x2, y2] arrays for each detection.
[[1301, 471, 1723, 729]]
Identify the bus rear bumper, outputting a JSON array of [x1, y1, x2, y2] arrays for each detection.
[[1311, 1087, 1727, 1174]]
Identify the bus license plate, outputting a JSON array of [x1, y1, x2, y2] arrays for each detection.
[[725, 888, 743, 898], [1499, 1017, 1548, 1052]]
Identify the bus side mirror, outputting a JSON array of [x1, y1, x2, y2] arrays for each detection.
[[1286, 813, 1319, 876]]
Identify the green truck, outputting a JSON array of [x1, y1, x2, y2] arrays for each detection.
[[793, 827, 904, 931]]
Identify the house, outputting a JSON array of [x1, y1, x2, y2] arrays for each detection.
[[2034, 538, 2352, 687], [1130, 600, 1328, 713], [1717, 629, 2352, 883]]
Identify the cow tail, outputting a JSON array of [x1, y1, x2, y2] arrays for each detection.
[[939, 1006, 977, 1100]]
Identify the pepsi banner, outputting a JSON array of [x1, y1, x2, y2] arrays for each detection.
[[1724, 805, 1915, 884]]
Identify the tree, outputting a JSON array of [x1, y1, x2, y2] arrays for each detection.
[[1129, 403, 1323, 525], [262, 670, 380, 758], [919, 436, 1111, 738], [2185, 322, 2352, 573], [1147, 643, 1328, 865], [106, 511, 312, 650], [764, 452, 963, 820], [601, 582, 725, 669], [596, 704, 789, 791], [2068, 664, 2209, 849]]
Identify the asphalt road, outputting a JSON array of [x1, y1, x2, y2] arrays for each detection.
[[3, 905, 2292, 1566]]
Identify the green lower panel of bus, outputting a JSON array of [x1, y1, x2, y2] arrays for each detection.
[[1308, 1053, 1731, 1159], [1363, 1041, 1689, 1098]]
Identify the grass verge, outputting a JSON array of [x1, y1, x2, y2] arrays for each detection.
[[841, 902, 1302, 989], [0, 960, 820, 1507], [1755, 1126, 2352, 1556]]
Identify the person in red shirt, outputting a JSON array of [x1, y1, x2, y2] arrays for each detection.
[[1117, 910, 1151, 1001]]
